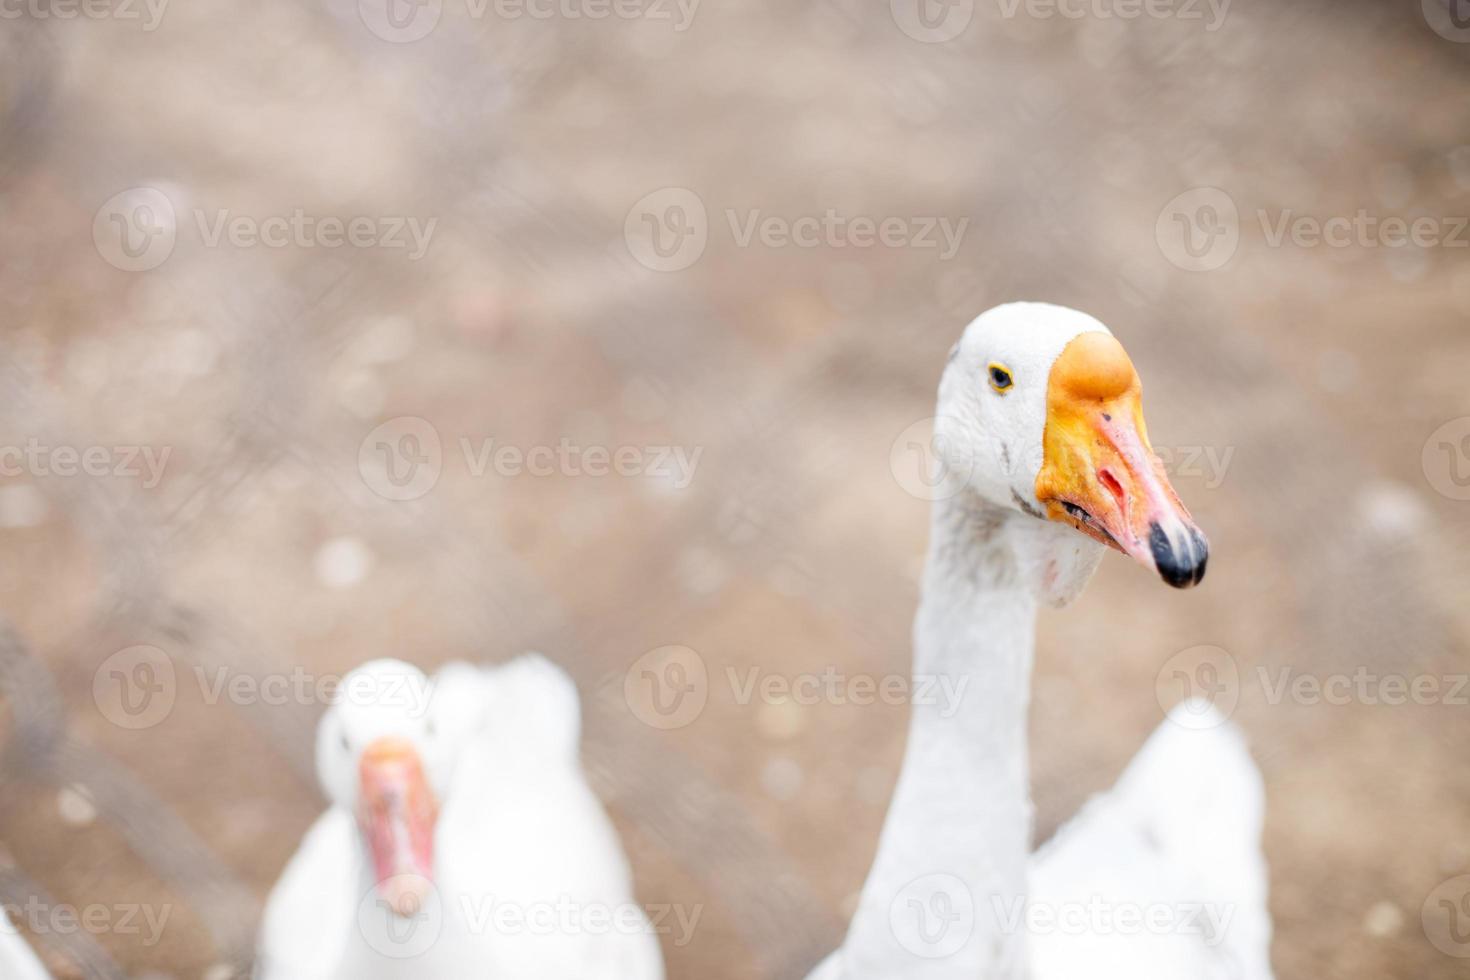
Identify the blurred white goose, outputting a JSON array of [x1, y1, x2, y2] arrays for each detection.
[[810, 303, 1271, 979], [0, 914, 50, 980], [256, 655, 664, 980]]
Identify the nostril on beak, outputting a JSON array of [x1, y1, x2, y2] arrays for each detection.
[[1149, 521, 1209, 589], [1098, 468, 1127, 512]]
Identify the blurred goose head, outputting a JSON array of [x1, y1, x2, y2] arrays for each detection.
[[315, 659, 454, 919]]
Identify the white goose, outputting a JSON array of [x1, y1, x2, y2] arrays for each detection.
[[810, 303, 1272, 979], [0, 914, 50, 980], [256, 655, 664, 980]]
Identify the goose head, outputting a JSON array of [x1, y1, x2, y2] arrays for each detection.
[[935, 302, 1208, 592], [316, 659, 453, 918]]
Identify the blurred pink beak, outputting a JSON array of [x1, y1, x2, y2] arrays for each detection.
[[357, 736, 438, 918]]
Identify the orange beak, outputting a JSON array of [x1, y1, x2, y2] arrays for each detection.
[[357, 737, 438, 918], [1035, 332, 1209, 589]]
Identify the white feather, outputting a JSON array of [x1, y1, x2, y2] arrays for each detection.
[[0, 915, 51, 980], [1029, 701, 1273, 980]]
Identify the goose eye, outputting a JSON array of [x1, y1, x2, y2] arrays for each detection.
[[988, 363, 1014, 393], [339, 731, 351, 754], [425, 719, 437, 739]]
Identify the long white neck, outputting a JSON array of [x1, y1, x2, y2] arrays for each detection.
[[837, 493, 1057, 979]]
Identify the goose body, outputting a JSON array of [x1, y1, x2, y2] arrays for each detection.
[[1029, 701, 1272, 980], [809, 700, 1271, 980], [0, 916, 50, 980], [256, 654, 663, 980], [810, 303, 1272, 979]]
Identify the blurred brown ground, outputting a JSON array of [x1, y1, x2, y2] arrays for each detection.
[[0, 1, 1468, 977]]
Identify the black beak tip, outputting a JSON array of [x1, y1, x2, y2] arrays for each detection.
[[1149, 522, 1209, 589]]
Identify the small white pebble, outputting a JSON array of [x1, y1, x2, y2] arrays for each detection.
[[1363, 900, 1404, 938], [1356, 481, 1429, 539], [57, 784, 97, 827], [677, 547, 727, 596], [0, 484, 48, 528], [767, 562, 809, 598], [315, 537, 374, 589], [162, 328, 219, 377], [351, 316, 416, 365], [760, 757, 804, 801], [756, 699, 807, 741], [338, 369, 386, 419], [203, 964, 238, 980]]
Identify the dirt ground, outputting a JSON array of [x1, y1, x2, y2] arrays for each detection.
[[0, 1, 1468, 977]]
